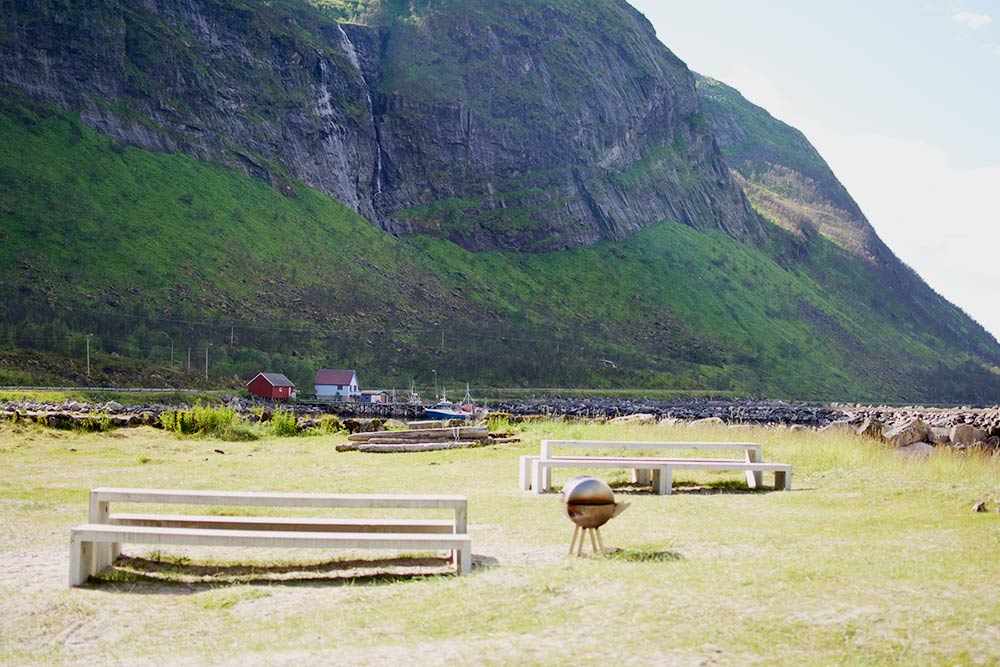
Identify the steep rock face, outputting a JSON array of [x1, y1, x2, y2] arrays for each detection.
[[0, 0, 761, 251], [1, 0, 381, 216], [368, 0, 762, 250]]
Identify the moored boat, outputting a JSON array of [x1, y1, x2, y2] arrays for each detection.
[[424, 384, 484, 420]]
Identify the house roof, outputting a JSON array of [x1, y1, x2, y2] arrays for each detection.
[[250, 372, 295, 387], [360, 390, 387, 395], [315, 369, 357, 385]]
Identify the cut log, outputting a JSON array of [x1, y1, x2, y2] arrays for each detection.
[[347, 426, 488, 442], [405, 419, 469, 429], [356, 441, 483, 453]]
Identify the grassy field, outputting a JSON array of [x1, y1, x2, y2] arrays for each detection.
[[1, 419, 999, 666]]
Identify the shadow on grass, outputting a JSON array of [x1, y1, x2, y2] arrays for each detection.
[[87, 553, 486, 592], [606, 479, 774, 495], [604, 547, 684, 563]]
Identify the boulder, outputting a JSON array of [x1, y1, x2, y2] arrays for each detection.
[[950, 423, 987, 446], [688, 417, 725, 428], [930, 426, 952, 445], [894, 442, 934, 457], [820, 421, 854, 434], [883, 418, 933, 447], [855, 417, 885, 441], [610, 413, 655, 424]]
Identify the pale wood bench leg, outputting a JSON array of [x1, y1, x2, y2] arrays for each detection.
[[70, 536, 94, 586], [652, 467, 673, 495], [88, 497, 117, 573], [532, 460, 551, 494], [631, 469, 651, 485], [774, 469, 791, 490], [458, 545, 472, 574], [519, 456, 537, 491], [745, 450, 763, 488]]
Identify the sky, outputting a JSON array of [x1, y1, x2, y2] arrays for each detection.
[[629, 0, 1000, 342]]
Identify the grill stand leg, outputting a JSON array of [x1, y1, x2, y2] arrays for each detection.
[[569, 527, 608, 557]]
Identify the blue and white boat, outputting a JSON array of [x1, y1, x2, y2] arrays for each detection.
[[424, 385, 481, 420]]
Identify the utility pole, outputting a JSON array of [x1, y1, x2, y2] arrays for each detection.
[[85, 334, 92, 380], [170, 340, 174, 365], [432, 369, 437, 400], [230, 326, 234, 348], [205, 344, 210, 383], [187, 347, 191, 371]]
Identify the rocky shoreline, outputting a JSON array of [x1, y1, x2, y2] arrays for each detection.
[[2, 396, 999, 449]]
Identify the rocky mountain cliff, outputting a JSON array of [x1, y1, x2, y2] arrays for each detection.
[[2, 0, 999, 401], [1, 0, 759, 251]]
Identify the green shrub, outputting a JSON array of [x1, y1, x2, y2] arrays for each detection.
[[219, 422, 259, 442], [160, 402, 246, 438], [318, 414, 344, 434], [77, 411, 112, 432], [269, 409, 299, 437]]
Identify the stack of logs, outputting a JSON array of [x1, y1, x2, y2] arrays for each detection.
[[336, 421, 520, 453]]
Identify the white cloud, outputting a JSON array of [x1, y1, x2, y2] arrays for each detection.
[[952, 10, 993, 30], [989, 44, 1000, 55]]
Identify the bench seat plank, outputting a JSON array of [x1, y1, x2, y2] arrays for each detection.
[[70, 524, 472, 585], [91, 488, 467, 510], [531, 456, 791, 495], [109, 513, 456, 533]]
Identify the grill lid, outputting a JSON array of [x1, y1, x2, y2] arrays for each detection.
[[561, 475, 614, 506]]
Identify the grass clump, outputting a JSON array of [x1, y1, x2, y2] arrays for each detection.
[[76, 411, 112, 433], [160, 402, 249, 439], [268, 409, 300, 437]]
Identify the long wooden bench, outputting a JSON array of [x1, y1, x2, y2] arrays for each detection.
[[525, 440, 789, 495], [521, 440, 766, 492], [70, 488, 472, 586]]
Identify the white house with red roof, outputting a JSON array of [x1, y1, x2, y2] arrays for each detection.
[[315, 369, 360, 399]]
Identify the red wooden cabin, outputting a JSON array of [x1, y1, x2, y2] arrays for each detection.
[[246, 372, 296, 400]]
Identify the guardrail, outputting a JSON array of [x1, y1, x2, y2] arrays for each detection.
[[0, 387, 216, 393]]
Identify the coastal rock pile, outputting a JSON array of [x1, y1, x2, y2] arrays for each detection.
[[836, 405, 1000, 451], [0, 398, 167, 429], [488, 397, 845, 427]]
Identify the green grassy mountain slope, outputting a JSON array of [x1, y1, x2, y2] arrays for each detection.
[[2, 98, 999, 402], [696, 74, 1000, 368], [0, 0, 759, 253]]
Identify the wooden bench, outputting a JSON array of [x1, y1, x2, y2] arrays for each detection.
[[524, 440, 789, 495], [70, 488, 472, 586]]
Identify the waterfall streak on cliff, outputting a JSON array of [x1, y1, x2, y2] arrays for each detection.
[[337, 24, 383, 201]]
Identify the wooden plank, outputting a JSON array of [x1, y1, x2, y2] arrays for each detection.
[[531, 457, 791, 494], [357, 441, 482, 453], [90, 488, 467, 510], [73, 524, 471, 550], [347, 426, 488, 442], [109, 514, 456, 533], [70, 524, 473, 583], [542, 439, 762, 448], [361, 437, 482, 446]]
